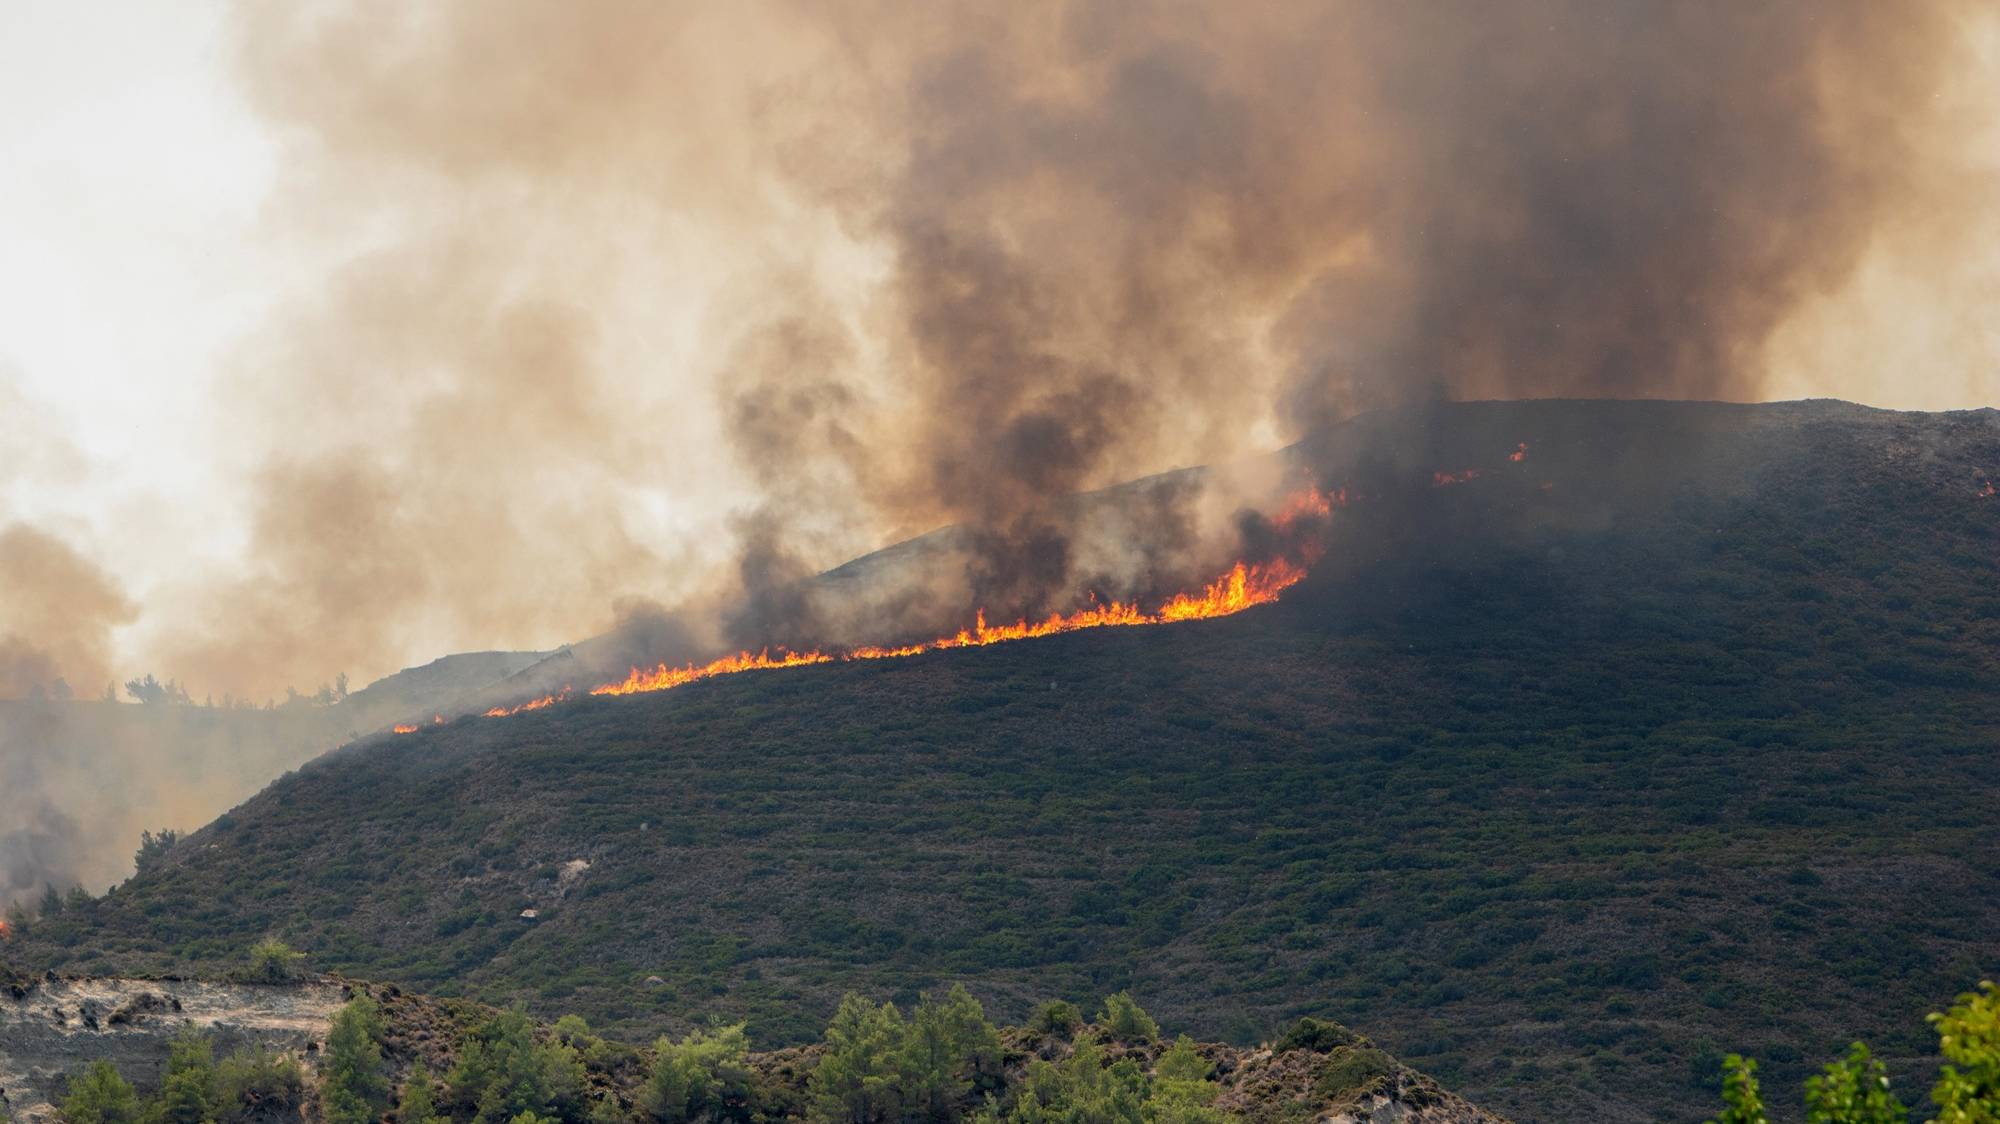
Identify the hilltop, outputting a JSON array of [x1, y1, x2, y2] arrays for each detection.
[[8, 400, 1999, 1123]]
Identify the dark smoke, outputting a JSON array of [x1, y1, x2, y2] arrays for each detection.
[[727, 0, 1964, 627], [170, 0, 1980, 680]]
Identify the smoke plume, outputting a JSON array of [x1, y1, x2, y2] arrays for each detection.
[[128, 0, 2000, 689], [0, 524, 134, 699]]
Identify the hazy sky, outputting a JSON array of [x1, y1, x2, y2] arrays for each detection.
[[2, 0, 1996, 698]]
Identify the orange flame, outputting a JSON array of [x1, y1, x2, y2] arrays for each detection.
[[0, 917, 13, 940], [592, 559, 1307, 701], [484, 688, 571, 718], [401, 455, 1526, 730], [391, 723, 419, 735]]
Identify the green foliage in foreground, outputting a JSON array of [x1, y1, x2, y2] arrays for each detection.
[[808, 985, 1005, 1124], [55, 1036, 308, 1124], [1711, 981, 2000, 1124], [641, 1024, 754, 1124], [322, 996, 391, 1124], [993, 1033, 1227, 1124], [446, 1006, 589, 1123], [59, 1062, 142, 1124], [47, 988, 1227, 1124]]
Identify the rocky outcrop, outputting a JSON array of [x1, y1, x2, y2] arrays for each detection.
[[0, 976, 346, 1122]]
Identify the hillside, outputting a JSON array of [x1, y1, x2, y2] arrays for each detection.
[[9, 400, 1999, 1122], [0, 650, 550, 908]]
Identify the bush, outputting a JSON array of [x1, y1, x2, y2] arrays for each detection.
[[1095, 994, 1158, 1044], [1003, 1036, 1147, 1124], [59, 1061, 142, 1124], [899, 985, 1004, 1119], [448, 1006, 588, 1123], [1803, 1043, 1903, 1123], [1273, 1018, 1358, 1055], [154, 1028, 218, 1124], [1928, 979, 2000, 1121], [1706, 1055, 1765, 1124], [400, 1068, 446, 1124], [1028, 1002, 1083, 1041], [1149, 1036, 1229, 1124], [321, 996, 390, 1124], [245, 938, 305, 983], [216, 1049, 306, 1123], [642, 1025, 754, 1124], [1312, 1048, 1394, 1104], [809, 996, 908, 1124]]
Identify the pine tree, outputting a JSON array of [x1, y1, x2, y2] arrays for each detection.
[[321, 996, 390, 1124]]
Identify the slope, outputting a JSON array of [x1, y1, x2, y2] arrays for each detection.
[[10, 399, 1999, 1123]]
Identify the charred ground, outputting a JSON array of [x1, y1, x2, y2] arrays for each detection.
[[8, 400, 1999, 1123]]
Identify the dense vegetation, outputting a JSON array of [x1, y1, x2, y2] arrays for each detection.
[[9, 401, 1999, 1123], [1701, 981, 2000, 1124], [33, 985, 1480, 1124]]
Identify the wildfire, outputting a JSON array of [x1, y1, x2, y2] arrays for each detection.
[[392, 446, 1531, 733], [0, 917, 12, 940], [590, 559, 1306, 701], [485, 688, 571, 718], [1272, 486, 1349, 532]]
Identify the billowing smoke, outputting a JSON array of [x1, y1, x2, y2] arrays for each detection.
[[2, 0, 1990, 902], [0, 524, 135, 700], [34, 0, 2000, 693]]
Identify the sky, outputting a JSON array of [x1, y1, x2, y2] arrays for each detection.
[[1, 0, 1996, 700]]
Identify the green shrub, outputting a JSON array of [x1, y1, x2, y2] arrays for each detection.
[[1802, 1042, 1903, 1123], [59, 1061, 142, 1124], [1928, 980, 2000, 1122], [809, 996, 908, 1124], [1004, 1036, 1147, 1124], [215, 1048, 306, 1123], [1028, 1002, 1083, 1041], [154, 1028, 218, 1124], [400, 1068, 446, 1124], [1273, 1018, 1358, 1055], [900, 985, 1004, 1120], [1148, 1036, 1229, 1124], [321, 996, 390, 1124], [1706, 1055, 1766, 1124], [1312, 1048, 1394, 1104], [1096, 994, 1158, 1045], [245, 938, 305, 983], [642, 1025, 754, 1124], [448, 1006, 587, 1123]]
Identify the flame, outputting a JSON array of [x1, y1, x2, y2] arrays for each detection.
[[591, 558, 1306, 700], [592, 649, 835, 696], [391, 723, 419, 735], [399, 453, 1529, 731], [1271, 486, 1349, 532], [485, 688, 571, 718], [0, 917, 13, 940]]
